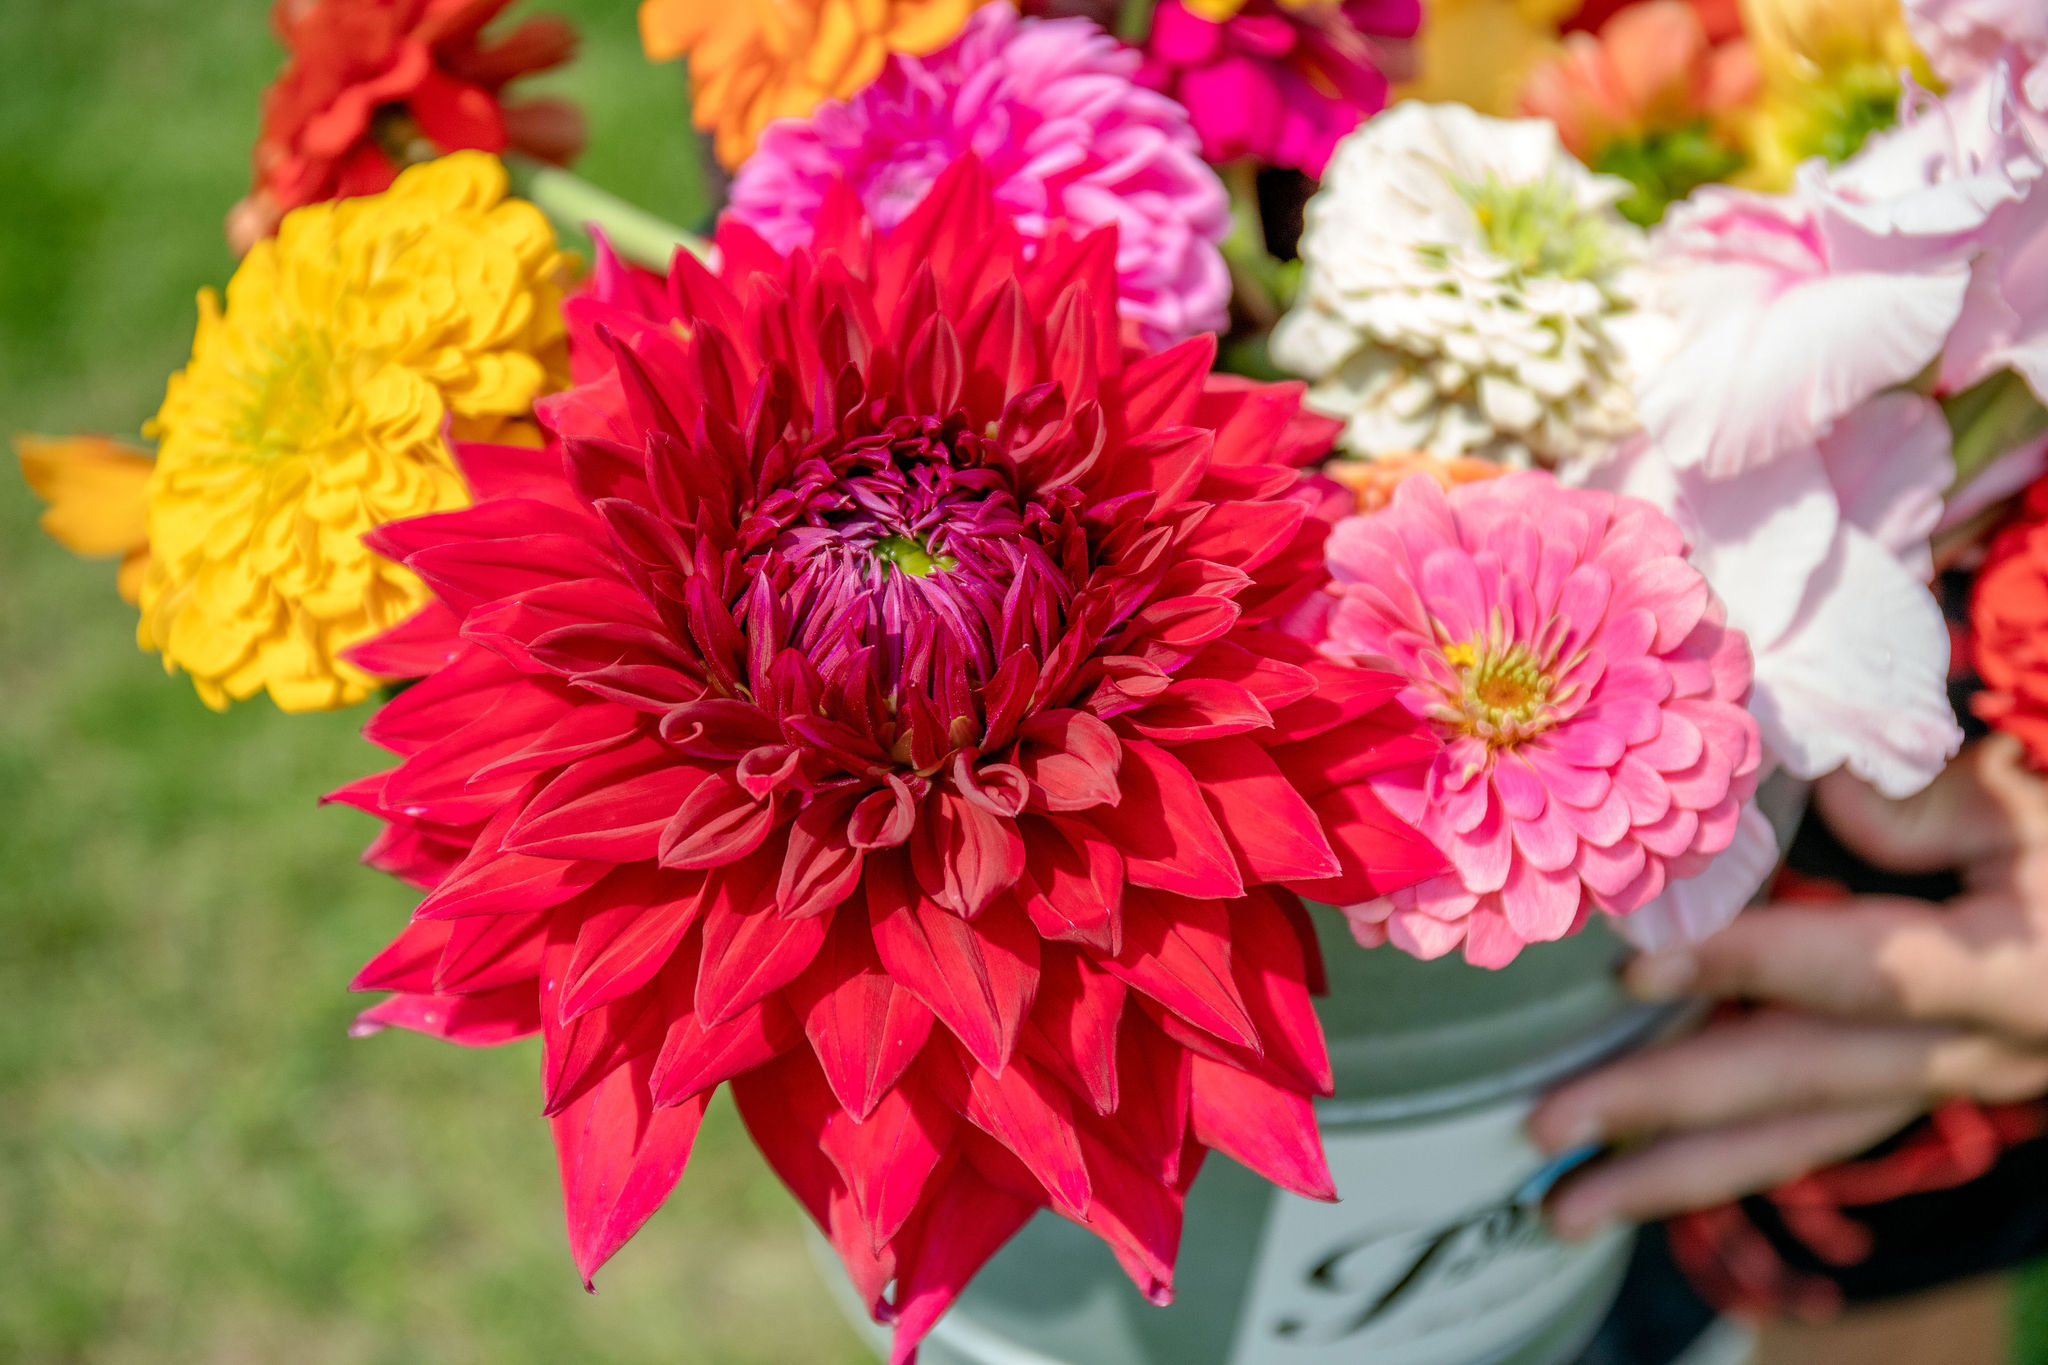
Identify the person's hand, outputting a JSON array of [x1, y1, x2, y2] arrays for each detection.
[[1528, 734, 2048, 1239]]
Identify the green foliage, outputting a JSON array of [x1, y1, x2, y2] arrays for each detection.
[[0, 3, 862, 1362], [1591, 123, 1746, 228]]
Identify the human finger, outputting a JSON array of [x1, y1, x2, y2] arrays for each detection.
[[1529, 1009, 2048, 1152], [1623, 896, 2048, 1044], [1545, 1101, 1919, 1240]]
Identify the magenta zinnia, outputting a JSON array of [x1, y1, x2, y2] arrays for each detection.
[[1311, 472, 1763, 967], [727, 3, 1233, 349], [338, 160, 1441, 1359]]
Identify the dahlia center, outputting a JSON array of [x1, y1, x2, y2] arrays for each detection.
[[872, 533, 958, 578]]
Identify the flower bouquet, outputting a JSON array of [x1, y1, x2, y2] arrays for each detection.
[[18, 0, 2048, 1361]]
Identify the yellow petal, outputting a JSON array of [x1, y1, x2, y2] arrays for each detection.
[[15, 434, 155, 559]]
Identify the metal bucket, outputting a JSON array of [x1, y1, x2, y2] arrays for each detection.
[[819, 779, 1808, 1365]]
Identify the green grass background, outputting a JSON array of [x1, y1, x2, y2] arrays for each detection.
[[0, 3, 868, 1361], [2, 3, 2046, 1363]]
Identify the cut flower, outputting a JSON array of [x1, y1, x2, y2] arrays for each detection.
[[1136, 0, 1419, 178], [1271, 102, 1644, 469], [339, 159, 1442, 1361], [1311, 471, 1766, 965], [640, 0, 980, 167], [148, 152, 569, 711], [230, 0, 585, 253], [728, 3, 1231, 348]]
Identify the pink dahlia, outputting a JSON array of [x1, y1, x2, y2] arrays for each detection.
[[339, 159, 1442, 1359], [1309, 472, 1766, 967], [1137, 0, 1418, 178], [725, 3, 1231, 349]]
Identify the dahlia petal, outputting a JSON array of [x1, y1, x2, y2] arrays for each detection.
[[886, 1164, 1039, 1365], [909, 787, 1028, 919], [787, 911, 939, 1120], [351, 984, 541, 1045], [695, 858, 832, 1026], [929, 1039, 1092, 1218], [649, 991, 803, 1106], [345, 600, 466, 679], [658, 772, 783, 870], [1094, 738, 1246, 899], [1073, 1126, 1184, 1305], [472, 701, 644, 784], [1015, 815, 1126, 954], [1127, 678, 1273, 742], [1188, 1056, 1335, 1201], [1226, 888, 1334, 1095], [1105, 888, 1258, 1052], [1183, 638, 1319, 712], [1101, 1010, 1193, 1188], [1021, 947, 1127, 1117], [868, 856, 1040, 1073], [730, 1049, 843, 1233], [1122, 335, 1218, 433], [417, 797, 611, 920], [777, 790, 867, 918], [436, 911, 548, 994], [552, 1057, 709, 1288], [509, 746, 707, 862], [561, 865, 711, 1020], [1015, 708, 1120, 813], [820, 1077, 956, 1255], [352, 918, 453, 993], [1174, 734, 1341, 883], [1288, 781, 1448, 903]]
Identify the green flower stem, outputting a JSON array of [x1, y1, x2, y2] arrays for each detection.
[[507, 157, 708, 270], [1946, 369, 2048, 491]]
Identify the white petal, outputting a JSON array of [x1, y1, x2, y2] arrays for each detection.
[[1749, 527, 1962, 798]]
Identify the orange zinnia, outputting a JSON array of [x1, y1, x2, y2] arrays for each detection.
[[640, 0, 982, 167]]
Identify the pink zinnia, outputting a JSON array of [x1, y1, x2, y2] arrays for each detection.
[[1310, 472, 1765, 966], [1137, 0, 1418, 178], [726, 3, 1231, 348]]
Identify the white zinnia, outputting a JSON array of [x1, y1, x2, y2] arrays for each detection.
[[1272, 102, 1644, 468]]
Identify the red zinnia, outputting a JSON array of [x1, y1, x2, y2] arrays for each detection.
[[1974, 477, 2048, 766], [335, 160, 1441, 1360], [229, 0, 586, 253]]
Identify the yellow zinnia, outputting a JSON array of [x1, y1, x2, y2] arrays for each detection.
[[1736, 0, 1935, 187], [1401, 0, 1579, 115], [140, 151, 570, 712], [15, 435, 156, 604], [640, 0, 981, 167]]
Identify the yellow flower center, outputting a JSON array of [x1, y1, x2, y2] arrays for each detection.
[[1437, 638, 1567, 747], [227, 331, 342, 464]]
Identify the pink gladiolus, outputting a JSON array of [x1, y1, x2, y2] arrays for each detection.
[[726, 2, 1231, 348], [1310, 472, 1767, 966], [1137, 0, 1418, 177]]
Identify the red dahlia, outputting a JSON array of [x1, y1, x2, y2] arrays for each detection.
[[336, 160, 1441, 1360], [1974, 477, 2048, 766], [229, 0, 586, 253]]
